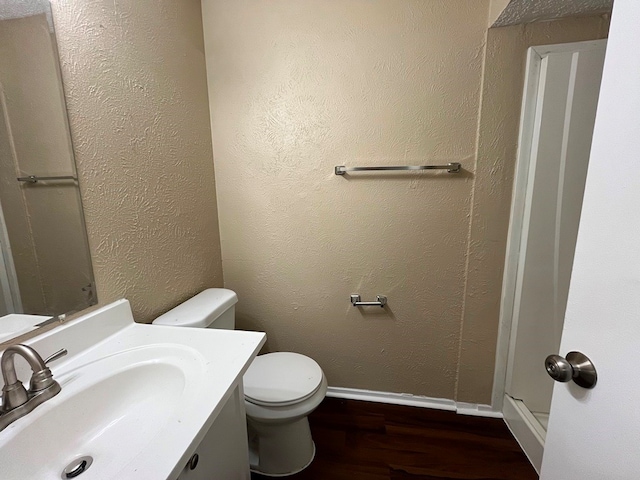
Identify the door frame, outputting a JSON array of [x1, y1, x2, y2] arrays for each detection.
[[491, 40, 607, 411], [489, 40, 606, 472]]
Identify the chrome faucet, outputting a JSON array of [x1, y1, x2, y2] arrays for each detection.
[[0, 345, 67, 431]]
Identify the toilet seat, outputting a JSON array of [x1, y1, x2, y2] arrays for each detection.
[[244, 352, 323, 407]]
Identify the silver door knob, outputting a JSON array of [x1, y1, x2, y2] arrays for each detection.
[[544, 351, 597, 389]]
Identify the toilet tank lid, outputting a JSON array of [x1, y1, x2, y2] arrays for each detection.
[[152, 288, 238, 328]]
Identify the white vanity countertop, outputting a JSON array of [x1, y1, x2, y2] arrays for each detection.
[[0, 300, 266, 480], [0, 314, 52, 342]]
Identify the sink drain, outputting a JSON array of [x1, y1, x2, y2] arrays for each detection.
[[62, 456, 93, 479]]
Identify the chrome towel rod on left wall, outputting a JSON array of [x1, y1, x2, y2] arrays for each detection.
[[17, 175, 78, 183], [335, 162, 461, 175]]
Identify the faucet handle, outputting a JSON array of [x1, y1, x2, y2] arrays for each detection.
[[44, 349, 68, 365], [30, 349, 67, 393]]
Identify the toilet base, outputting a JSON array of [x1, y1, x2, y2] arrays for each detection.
[[247, 416, 316, 476], [249, 442, 315, 477]]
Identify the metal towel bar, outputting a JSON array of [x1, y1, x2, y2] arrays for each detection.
[[335, 163, 461, 175], [17, 175, 77, 184]]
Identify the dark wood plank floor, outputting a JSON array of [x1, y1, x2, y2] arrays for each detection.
[[252, 398, 538, 480]]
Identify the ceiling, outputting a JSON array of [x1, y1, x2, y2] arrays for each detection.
[[493, 0, 613, 27]]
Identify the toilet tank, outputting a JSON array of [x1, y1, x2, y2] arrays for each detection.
[[152, 289, 238, 330]]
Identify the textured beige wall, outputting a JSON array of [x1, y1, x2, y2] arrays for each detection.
[[457, 16, 609, 403], [14, 0, 606, 401], [204, 0, 609, 402], [48, 0, 223, 321], [204, 0, 488, 401]]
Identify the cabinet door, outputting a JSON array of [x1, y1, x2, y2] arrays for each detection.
[[177, 386, 251, 480]]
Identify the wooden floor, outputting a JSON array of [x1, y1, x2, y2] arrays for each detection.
[[252, 398, 538, 480]]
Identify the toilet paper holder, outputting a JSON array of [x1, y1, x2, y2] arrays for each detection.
[[350, 294, 387, 307]]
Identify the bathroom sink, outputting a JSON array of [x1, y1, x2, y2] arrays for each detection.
[[0, 347, 197, 478], [0, 300, 265, 479]]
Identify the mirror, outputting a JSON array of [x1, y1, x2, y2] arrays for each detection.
[[0, 0, 96, 338]]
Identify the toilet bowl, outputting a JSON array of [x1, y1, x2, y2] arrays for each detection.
[[244, 352, 328, 476], [152, 289, 327, 477]]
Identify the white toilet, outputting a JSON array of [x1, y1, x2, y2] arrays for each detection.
[[152, 288, 327, 477]]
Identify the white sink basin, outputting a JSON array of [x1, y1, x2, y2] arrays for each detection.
[[0, 300, 265, 479]]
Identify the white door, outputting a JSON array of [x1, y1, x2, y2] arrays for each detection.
[[541, 1, 640, 478]]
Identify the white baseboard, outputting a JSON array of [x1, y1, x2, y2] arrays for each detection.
[[455, 402, 503, 418], [326, 386, 503, 419]]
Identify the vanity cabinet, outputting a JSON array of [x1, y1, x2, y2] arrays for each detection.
[[176, 385, 251, 480]]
